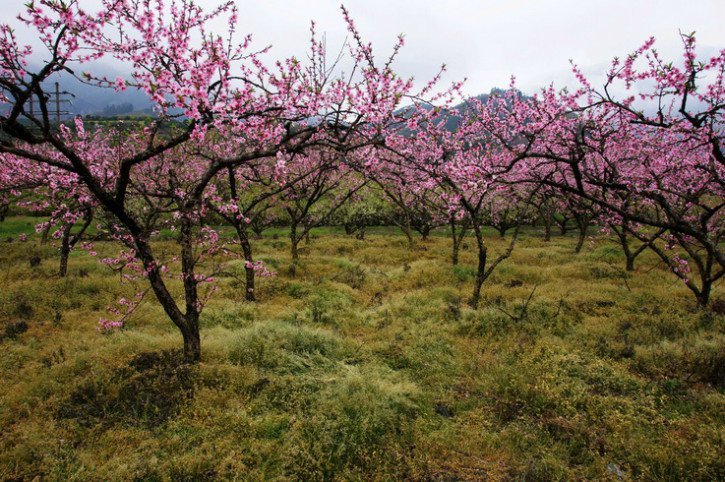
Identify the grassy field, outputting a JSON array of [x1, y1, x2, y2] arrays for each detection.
[[0, 217, 723, 480]]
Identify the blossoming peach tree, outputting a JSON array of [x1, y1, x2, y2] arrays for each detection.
[[0, 0, 448, 361]]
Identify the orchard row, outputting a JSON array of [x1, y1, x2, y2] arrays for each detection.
[[1, 1, 722, 361]]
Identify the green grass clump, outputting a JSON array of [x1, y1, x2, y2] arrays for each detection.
[[228, 320, 349, 374]]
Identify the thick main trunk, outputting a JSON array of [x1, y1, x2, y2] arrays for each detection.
[[181, 322, 201, 363], [135, 236, 201, 363], [179, 218, 201, 363], [696, 280, 712, 307], [616, 229, 636, 271], [450, 219, 459, 266], [543, 217, 552, 242], [59, 244, 70, 277], [291, 238, 300, 261], [245, 264, 256, 301]]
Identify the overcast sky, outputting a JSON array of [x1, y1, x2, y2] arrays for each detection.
[[6, 0, 725, 97]]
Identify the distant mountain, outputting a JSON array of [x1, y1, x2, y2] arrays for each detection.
[[395, 89, 518, 132]]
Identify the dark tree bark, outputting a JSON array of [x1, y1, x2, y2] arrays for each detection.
[[469, 219, 521, 309], [574, 217, 589, 254], [449, 215, 470, 266], [58, 208, 93, 277], [556, 216, 570, 236], [233, 225, 256, 302], [638, 231, 722, 308], [612, 223, 663, 272], [538, 206, 553, 242]]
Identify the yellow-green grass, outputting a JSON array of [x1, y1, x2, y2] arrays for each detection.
[[0, 218, 722, 480]]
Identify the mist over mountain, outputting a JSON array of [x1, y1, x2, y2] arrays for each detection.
[[16, 61, 155, 117], [395, 88, 521, 133], [10, 62, 520, 123]]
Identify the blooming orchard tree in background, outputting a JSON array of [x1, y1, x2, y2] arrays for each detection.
[[278, 149, 367, 269], [1, 0, 721, 373], [481, 184, 536, 239], [482, 35, 724, 305], [206, 153, 317, 301], [359, 147, 444, 248], [381, 95, 539, 308], [331, 184, 391, 240], [0, 0, 450, 361]]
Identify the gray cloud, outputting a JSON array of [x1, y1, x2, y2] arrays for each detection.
[[6, 0, 724, 97]]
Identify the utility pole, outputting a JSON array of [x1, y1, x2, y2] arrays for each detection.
[[55, 82, 61, 124], [25, 82, 73, 126]]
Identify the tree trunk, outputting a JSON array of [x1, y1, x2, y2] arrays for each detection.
[[397, 223, 415, 250], [450, 218, 459, 265], [697, 279, 712, 307], [58, 224, 72, 277], [559, 219, 569, 236], [290, 223, 300, 262], [59, 243, 70, 277], [181, 322, 201, 363], [615, 228, 635, 271], [135, 235, 201, 363], [452, 241, 460, 266], [543, 215, 552, 242], [450, 217, 469, 266], [179, 217, 201, 363], [470, 225, 487, 309], [235, 226, 256, 302], [402, 223, 415, 250], [574, 222, 588, 254], [41, 222, 52, 245]]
